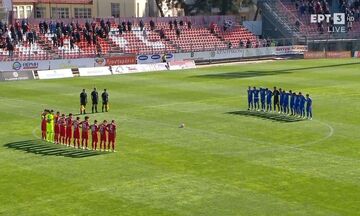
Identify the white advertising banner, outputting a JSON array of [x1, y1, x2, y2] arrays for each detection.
[[112, 63, 168, 74], [168, 61, 196, 70], [78, 67, 112, 77], [137, 54, 174, 64], [354, 51, 360, 58], [38, 69, 73, 80]]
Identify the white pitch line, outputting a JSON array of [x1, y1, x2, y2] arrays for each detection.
[[295, 120, 334, 148], [32, 127, 41, 139], [208, 119, 335, 156]]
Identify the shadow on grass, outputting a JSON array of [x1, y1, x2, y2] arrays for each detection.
[[193, 62, 360, 79], [227, 110, 306, 123], [4, 140, 108, 158]]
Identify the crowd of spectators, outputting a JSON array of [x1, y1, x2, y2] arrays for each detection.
[[0, 20, 38, 57], [291, 0, 359, 33], [293, 0, 330, 16], [340, 0, 360, 21]]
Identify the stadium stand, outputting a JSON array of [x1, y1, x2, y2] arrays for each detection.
[[279, 0, 360, 36], [0, 17, 262, 61]]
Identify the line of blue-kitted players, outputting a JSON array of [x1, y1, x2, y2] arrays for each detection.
[[247, 86, 313, 120]]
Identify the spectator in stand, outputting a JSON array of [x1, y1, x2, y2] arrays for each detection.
[[210, 22, 215, 34], [93, 33, 98, 45], [187, 20, 192, 29], [139, 19, 144, 31], [127, 20, 132, 31], [239, 39, 245, 48], [17, 29, 23, 42], [59, 35, 64, 47], [159, 28, 165, 39], [150, 19, 155, 31], [106, 19, 111, 30], [118, 24, 123, 35], [295, 20, 300, 32], [223, 21, 227, 31], [122, 21, 126, 32], [228, 41, 232, 49], [39, 21, 44, 34], [44, 21, 48, 34], [52, 34, 58, 47], [100, 19, 105, 29], [7, 41, 14, 58], [176, 28, 181, 38], [246, 39, 251, 48], [75, 31, 81, 42], [70, 37, 75, 50], [50, 21, 55, 34], [143, 29, 147, 39], [27, 31, 34, 44], [261, 39, 266, 47], [169, 20, 173, 30], [32, 29, 37, 43], [179, 20, 184, 27], [174, 19, 178, 28], [96, 42, 102, 57]]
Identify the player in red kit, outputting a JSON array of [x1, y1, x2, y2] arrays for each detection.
[[54, 112, 61, 144], [80, 116, 90, 149], [59, 114, 66, 145], [41, 110, 47, 140], [99, 120, 108, 151], [73, 117, 81, 148], [107, 120, 117, 152], [65, 113, 73, 147], [53, 111, 60, 143], [91, 120, 99, 150]]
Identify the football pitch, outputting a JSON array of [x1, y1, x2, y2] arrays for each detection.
[[1, 59, 360, 215]]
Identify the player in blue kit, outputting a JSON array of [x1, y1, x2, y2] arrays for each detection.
[[294, 93, 299, 116], [282, 90, 289, 114], [253, 87, 260, 111], [266, 88, 272, 112], [289, 91, 295, 115], [299, 92, 306, 118], [306, 94, 313, 120], [260, 87, 266, 111], [247, 86, 253, 110], [279, 88, 284, 113]]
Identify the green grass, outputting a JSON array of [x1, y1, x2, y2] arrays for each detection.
[[0, 59, 360, 216]]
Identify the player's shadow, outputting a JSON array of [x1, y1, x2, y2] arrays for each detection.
[[227, 110, 306, 123], [193, 62, 360, 79], [4, 140, 108, 158]]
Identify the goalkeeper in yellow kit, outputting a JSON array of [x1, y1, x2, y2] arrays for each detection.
[[46, 110, 55, 142]]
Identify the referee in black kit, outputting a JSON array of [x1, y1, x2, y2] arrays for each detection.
[[273, 86, 280, 112], [80, 89, 87, 114], [91, 88, 99, 113], [102, 89, 109, 112]]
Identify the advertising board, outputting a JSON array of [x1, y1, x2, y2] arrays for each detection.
[[37, 69, 73, 80], [112, 63, 168, 74], [0, 71, 34, 81], [78, 67, 112, 77], [168, 61, 196, 70], [137, 53, 174, 64]]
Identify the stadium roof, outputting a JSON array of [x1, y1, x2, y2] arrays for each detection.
[[13, 0, 93, 4]]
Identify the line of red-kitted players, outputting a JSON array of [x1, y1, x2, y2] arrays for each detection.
[[41, 111, 117, 152]]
